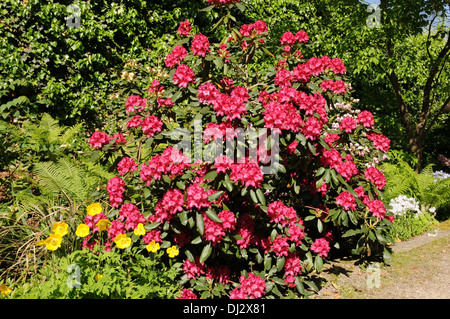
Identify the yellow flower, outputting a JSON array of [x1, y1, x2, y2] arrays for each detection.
[[52, 221, 69, 237], [75, 224, 90, 237], [86, 203, 102, 216], [114, 234, 131, 249], [95, 274, 103, 281], [43, 234, 62, 251], [0, 283, 12, 295], [95, 219, 111, 232], [166, 246, 179, 258], [133, 223, 146, 236], [146, 240, 160, 253]]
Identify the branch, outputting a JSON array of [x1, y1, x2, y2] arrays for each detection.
[[421, 30, 450, 117], [426, 13, 439, 60], [424, 94, 450, 137]]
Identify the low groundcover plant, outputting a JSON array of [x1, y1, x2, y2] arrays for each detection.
[[39, 1, 395, 299]]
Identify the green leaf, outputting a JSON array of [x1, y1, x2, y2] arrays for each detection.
[[207, 190, 223, 201], [200, 4, 215, 11], [264, 255, 272, 271], [342, 228, 362, 237], [185, 249, 195, 262], [179, 210, 188, 226], [146, 222, 161, 230], [307, 142, 317, 155], [196, 212, 204, 235], [205, 208, 223, 223], [223, 174, 233, 192], [314, 255, 323, 272], [249, 189, 258, 204], [199, 243, 213, 263], [256, 188, 266, 206], [295, 277, 305, 295], [276, 256, 285, 271], [271, 277, 286, 286], [317, 219, 323, 233], [235, 1, 245, 11], [203, 170, 218, 181]]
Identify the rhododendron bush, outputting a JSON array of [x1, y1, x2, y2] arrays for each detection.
[[84, 3, 394, 299]]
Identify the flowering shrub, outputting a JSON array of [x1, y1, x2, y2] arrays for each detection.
[[387, 195, 438, 241], [70, 2, 395, 298]]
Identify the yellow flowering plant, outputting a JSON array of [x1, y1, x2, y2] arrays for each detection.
[[146, 240, 160, 253], [86, 203, 102, 216], [114, 234, 131, 249], [133, 223, 146, 236], [75, 224, 90, 238]]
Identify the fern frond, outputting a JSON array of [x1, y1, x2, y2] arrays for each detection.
[[39, 113, 62, 144], [60, 123, 84, 145]]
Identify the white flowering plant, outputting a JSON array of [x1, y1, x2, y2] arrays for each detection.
[[387, 195, 438, 241]]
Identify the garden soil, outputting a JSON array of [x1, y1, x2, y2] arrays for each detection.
[[313, 226, 450, 299]]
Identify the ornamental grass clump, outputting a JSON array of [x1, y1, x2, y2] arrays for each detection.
[[74, 1, 394, 298]]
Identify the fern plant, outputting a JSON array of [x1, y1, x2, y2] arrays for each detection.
[[382, 155, 450, 214]]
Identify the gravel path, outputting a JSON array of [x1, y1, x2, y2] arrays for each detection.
[[313, 228, 450, 299]]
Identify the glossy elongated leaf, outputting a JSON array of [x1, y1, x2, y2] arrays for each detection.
[[196, 212, 204, 235], [199, 243, 213, 263], [205, 208, 223, 223]]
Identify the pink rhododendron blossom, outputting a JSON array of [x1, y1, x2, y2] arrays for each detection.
[[203, 210, 236, 244], [198, 82, 220, 105], [270, 235, 290, 257], [141, 115, 163, 137], [320, 80, 347, 94], [284, 252, 303, 278], [177, 20, 192, 36], [302, 116, 323, 140], [213, 92, 247, 121], [126, 115, 143, 129], [335, 159, 359, 182], [311, 238, 330, 257], [185, 183, 211, 211], [150, 188, 185, 223], [89, 131, 112, 149], [106, 176, 125, 208], [119, 203, 146, 230], [140, 146, 190, 185], [177, 289, 197, 299], [125, 95, 147, 113], [367, 199, 386, 220], [165, 45, 188, 68], [367, 132, 391, 153], [340, 116, 357, 133], [336, 191, 357, 211], [357, 110, 374, 128], [183, 257, 205, 279], [142, 229, 162, 244], [274, 69, 293, 87], [191, 33, 210, 57], [267, 201, 298, 227], [117, 157, 137, 176], [172, 64, 196, 88], [364, 166, 386, 190], [107, 220, 126, 241], [229, 273, 266, 299], [229, 162, 264, 188], [320, 147, 342, 169], [263, 101, 303, 132]]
